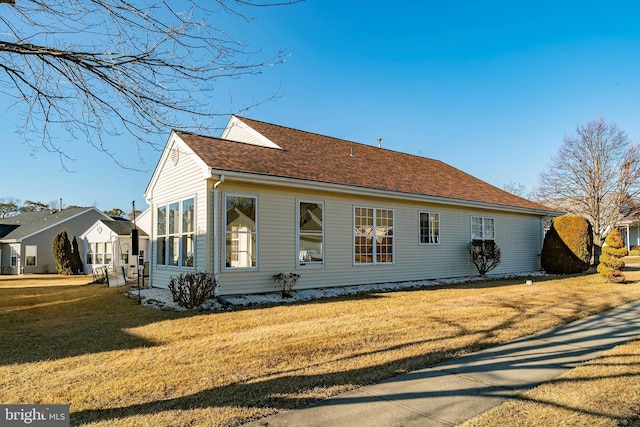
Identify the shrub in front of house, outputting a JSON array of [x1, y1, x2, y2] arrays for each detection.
[[468, 239, 501, 276], [597, 229, 628, 283], [168, 271, 218, 309], [541, 215, 592, 274], [273, 272, 300, 298], [630, 246, 640, 257]]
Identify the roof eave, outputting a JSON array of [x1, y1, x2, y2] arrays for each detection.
[[209, 169, 561, 217]]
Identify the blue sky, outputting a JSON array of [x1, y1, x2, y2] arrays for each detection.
[[3, 1, 640, 212]]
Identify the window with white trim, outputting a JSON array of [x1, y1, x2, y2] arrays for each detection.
[[471, 216, 495, 240], [10, 247, 17, 267], [419, 212, 440, 244], [298, 200, 324, 267], [25, 245, 37, 266], [354, 207, 394, 264], [87, 242, 112, 265], [86, 243, 93, 265], [225, 195, 257, 269], [156, 197, 195, 268]]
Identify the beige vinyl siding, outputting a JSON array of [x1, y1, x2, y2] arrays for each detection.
[[212, 182, 545, 295], [148, 139, 210, 289]]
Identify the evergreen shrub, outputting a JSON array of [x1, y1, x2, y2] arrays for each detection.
[[541, 215, 592, 274], [52, 229, 74, 275], [597, 229, 628, 283]]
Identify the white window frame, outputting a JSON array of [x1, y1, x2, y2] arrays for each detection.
[[156, 197, 196, 269], [25, 245, 37, 266], [10, 246, 17, 267], [471, 216, 495, 240], [354, 206, 394, 265], [297, 200, 324, 268], [419, 211, 440, 245], [224, 194, 258, 271]]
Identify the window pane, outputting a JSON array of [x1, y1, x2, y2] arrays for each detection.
[[299, 234, 323, 263], [25, 245, 37, 266], [226, 233, 255, 268], [226, 196, 256, 232], [182, 198, 194, 233], [420, 212, 439, 244], [484, 219, 495, 239], [182, 234, 194, 267], [430, 213, 440, 244], [168, 202, 180, 234], [299, 202, 323, 265], [376, 236, 393, 263], [471, 217, 483, 239], [86, 244, 93, 265], [157, 237, 166, 265], [169, 236, 179, 266], [355, 207, 373, 234], [376, 209, 393, 263], [300, 202, 323, 232], [157, 206, 166, 235]]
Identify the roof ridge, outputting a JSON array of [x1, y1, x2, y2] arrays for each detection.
[[236, 115, 446, 162]]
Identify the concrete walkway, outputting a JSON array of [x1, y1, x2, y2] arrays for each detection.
[[247, 300, 640, 427]]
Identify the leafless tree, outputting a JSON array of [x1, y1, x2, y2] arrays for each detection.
[[0, 0, 299, 168], [538, 117, 640, 252], [503, 181, 530, 199]]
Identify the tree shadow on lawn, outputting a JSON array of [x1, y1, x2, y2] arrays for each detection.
[[71, 296, 640, 426], [0, 284, 193, 366], [71, 341, 640, 426]]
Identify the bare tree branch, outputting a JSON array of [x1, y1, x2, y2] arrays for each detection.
[[0, 0, 301, 168]]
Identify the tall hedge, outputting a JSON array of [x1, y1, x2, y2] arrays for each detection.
[[52, 229, 74, 275], [71, 236, 84, 275], [541, 215, 593, 274]]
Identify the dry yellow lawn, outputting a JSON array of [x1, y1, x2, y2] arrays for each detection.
[[1, 268, 640, 426]]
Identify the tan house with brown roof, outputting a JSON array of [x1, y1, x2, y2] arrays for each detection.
[[144, 116, 560, 295]]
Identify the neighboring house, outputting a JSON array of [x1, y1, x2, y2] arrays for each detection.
[[80, 210, 151, 278], [0, 207, 111, 275], [144, 115, 561, 295], [619, 215, 640, 250]]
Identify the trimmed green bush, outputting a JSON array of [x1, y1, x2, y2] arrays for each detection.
[[541, 215, 592, 274], [597, 229, 628, 283]]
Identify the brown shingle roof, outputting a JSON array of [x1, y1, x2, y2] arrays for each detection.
[[176, 117, 555, 213]]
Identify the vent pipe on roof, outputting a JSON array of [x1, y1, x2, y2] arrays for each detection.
[[378, 138, 382, 148], [350, 147, 355, 158]]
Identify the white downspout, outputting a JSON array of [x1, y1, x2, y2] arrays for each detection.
[[213, 175, 225, 296]]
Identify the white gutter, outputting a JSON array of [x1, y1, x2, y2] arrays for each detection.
[[212, 175, 225, 296], [208, 169, 560, 217]]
